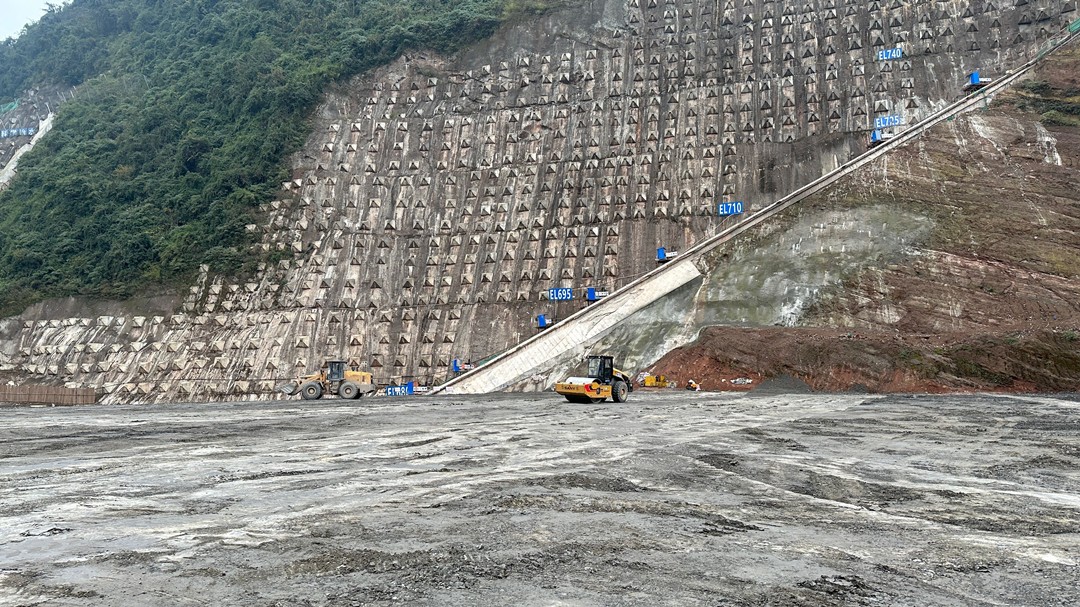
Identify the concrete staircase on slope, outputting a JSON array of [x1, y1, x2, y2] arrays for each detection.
[[434, 24, 1080, 395]]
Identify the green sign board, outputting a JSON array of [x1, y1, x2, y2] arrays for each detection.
[[1071, 18, 1080, 33]]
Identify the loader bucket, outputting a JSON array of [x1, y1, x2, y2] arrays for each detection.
[[275, 381, 299, 396]]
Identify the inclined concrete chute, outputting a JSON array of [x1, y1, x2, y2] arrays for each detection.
[[537, 276, 706, 391], [1, 87, 72, 187], [0, 113, 53, 188], [436, 25, 1080, 395], [438, 258, 704, 394]]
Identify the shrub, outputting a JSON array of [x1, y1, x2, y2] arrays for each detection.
[[1040, 110, 1079, 127]]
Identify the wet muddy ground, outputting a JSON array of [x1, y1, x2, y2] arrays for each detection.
[[2, 392, 1078, 606]]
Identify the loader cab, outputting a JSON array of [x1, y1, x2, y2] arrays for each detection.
[[586, 355, 615, 384], [327, 360, 347, 382]]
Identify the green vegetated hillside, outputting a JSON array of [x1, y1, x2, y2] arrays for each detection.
[[0, 0, 560, 316]]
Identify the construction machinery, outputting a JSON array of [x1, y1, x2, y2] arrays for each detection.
[[554, 355, 633, 403], [277, 360, 377, 400], [642, 373, 669, 388]]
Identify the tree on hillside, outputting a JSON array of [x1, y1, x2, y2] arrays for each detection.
[[0, 0, 542, 315]]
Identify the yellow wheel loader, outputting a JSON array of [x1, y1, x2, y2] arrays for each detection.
[[277, 360, 377, 400], [554, 355, 633, 403]]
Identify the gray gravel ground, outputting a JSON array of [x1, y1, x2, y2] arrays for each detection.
[[1, 391, 1078, 606]]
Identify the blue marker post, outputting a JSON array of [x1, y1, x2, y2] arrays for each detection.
[[962, 71, 992, 93], [868, 130, 894, 148], [586, 288, 610, 304]]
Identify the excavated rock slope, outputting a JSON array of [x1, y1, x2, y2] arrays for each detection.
[[2, 0, 1076, 402], [649, 44, 1080, 393]]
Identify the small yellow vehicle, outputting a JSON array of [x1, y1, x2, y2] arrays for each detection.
[[642, 374, 668, 387], [278, 360, 377, 400], [555, 355, 633, 403]]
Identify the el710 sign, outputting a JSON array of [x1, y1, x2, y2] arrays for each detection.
[[717, 201, 745, 216]]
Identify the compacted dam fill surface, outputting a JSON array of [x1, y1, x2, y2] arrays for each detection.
[[2, 391, 1078, 606]]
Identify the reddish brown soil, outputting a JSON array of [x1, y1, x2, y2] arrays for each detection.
[[649, 326, 1080, 393]]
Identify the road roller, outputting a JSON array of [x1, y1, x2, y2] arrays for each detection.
[[554, 355, 633, 403]]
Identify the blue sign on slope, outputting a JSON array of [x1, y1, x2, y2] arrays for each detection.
[[0, 127, 36, 139], [386, 382, 415, 396], [877, 47, 903, 61], [717, 201, 745, 216], [548, 288, 574, 301], [875, 115, 903, 129]]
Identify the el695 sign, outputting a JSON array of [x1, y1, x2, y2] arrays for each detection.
[[548, 288, 574, 301]]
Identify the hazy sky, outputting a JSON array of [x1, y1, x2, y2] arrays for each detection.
[[0, 0, 58, 41]]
